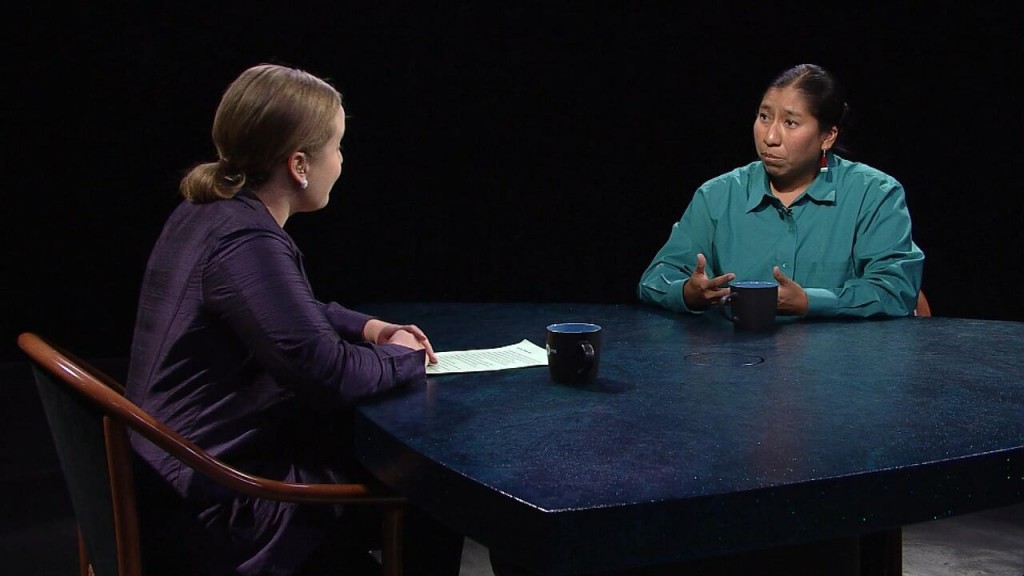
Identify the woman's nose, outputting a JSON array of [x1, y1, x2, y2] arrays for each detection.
[[764, 123, 781, 145]]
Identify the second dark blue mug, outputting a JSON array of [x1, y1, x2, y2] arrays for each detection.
[[720, 281, 778, 332]]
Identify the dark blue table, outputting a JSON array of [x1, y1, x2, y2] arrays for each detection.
[[353, 303, 1024, 575]]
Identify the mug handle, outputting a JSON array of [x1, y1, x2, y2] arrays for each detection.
[[578, 341, 595, 374], [719, 292, 738, 323]]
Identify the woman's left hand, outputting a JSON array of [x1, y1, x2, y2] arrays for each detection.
[[773, 266, 809, 316], [364, 319, 438, 364]]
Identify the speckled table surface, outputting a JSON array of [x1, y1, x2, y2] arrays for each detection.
[[354, 303, 1024, 575]]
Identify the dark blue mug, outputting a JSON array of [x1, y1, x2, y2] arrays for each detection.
[[546, 323, 602, 384], [719, 281, 778, 332]]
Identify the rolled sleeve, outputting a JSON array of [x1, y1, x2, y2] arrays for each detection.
[[804, 288, 840, 316]]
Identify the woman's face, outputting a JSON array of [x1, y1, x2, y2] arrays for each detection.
[[299, 105, 346, 212], [753, 86, 836, 185]]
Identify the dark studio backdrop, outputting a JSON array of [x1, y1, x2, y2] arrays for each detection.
[[3, 3, 1023, 364]]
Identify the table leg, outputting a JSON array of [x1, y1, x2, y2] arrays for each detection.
[[859, 528, 902, 576]]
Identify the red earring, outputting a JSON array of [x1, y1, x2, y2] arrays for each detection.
[[819, 150, 829, 173]]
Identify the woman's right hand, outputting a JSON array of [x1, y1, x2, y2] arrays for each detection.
[[386, 329, 432, 366], [682, 253, 735, 310], [365, 319, 437, 364]]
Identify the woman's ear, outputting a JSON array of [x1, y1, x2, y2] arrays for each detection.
[[289, 151, 308, 188], [822, 126, 839, 150]]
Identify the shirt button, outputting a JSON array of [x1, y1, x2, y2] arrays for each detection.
[[782, 263, 789, 268]]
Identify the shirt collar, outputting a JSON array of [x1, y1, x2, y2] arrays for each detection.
[[746, 153, 838, 213]]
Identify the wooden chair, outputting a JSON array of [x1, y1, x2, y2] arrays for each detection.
[[914, 291, 932, 317], [18, 332, 405, 576]]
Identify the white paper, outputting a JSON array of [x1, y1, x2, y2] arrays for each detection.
[[426, 339, 548, 375]]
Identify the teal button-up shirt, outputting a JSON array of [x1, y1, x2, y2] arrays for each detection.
[[638, 154, 924, 317]]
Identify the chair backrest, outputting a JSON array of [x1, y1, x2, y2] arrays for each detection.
[[24, 335, 142, 576]]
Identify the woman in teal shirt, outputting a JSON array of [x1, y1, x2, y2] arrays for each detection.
[[638, 64, 924, 318]]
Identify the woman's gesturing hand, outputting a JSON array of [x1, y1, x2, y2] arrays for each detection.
[[683, 253, 736, 310]]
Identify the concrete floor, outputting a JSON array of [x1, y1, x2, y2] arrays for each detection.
[[901, 503, 1024, 576]]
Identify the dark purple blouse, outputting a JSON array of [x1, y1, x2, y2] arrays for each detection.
[[126, 191, 425, 575]]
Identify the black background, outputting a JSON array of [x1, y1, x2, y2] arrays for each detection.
[[4, 3, 1022, 362]]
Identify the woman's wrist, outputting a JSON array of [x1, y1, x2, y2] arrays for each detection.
[[362, 318, 386, 343]]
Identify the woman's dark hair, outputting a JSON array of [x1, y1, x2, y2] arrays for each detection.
[[767, 64, 849, 142]]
